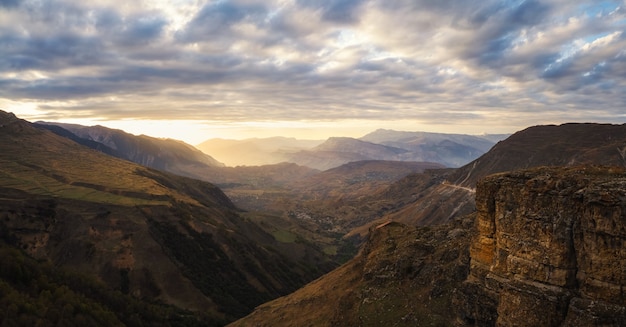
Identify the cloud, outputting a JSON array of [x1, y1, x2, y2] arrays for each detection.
[[297, 0, 367, 23], [0, 0, 21, 9], [1, 0, 625, 134]]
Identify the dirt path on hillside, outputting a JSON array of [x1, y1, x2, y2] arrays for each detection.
[[441, 181, 476, 194]]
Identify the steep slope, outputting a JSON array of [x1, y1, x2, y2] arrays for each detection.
[[289, 160, 445, 200], [231, 165, 626, 326], [0, 240, 214, 326], [360, 129, 504, 167], [0, 111, 337, 323], [374, 123, 626, 227], [228, 217, 474, 327], [37, 122, 225, 175], [38, 122, 321, 195], [274, 161, 447, 235], [458, 165, 626, 326], [448, 123, 626, 187], [287, 137, 409, 170], [196, 137, 323, 167]]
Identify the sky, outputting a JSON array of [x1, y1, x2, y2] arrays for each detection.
[[1, 0, 625, 144]]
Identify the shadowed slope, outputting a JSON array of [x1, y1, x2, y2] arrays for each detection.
[[229, 217, 474, 327], [0, 111, 337, 324], [365, 123, 626, 227], [448, 123, 626, 187]]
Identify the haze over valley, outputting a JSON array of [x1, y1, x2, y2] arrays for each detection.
[[3, 110, 626, 326], [2, 0, 626, 326]]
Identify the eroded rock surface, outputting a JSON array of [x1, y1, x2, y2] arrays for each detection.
[[459, 165, 626, 326]]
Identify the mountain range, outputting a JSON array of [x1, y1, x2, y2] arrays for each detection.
[[231, 165, 626, 326], [196, 137, 323, 167], [230, 123, 626, 326], [196, 129, 507, 170], [2, 109, 626, 326], [0, 111, 337, 324], [36, 122, 225, 174]]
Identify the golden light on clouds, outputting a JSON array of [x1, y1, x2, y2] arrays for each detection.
[[1, 0, 625, 143]]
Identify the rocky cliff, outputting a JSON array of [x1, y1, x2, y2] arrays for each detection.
[[459, 165, 626, 326], [230, 165, 626, 326]]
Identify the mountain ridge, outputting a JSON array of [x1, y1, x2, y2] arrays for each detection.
[[196, 130, 505, 170], [0, 110, 338, 323], [37, 121, 226, 174], [364, 122, 626, 228], [230, 165, 626, 326]]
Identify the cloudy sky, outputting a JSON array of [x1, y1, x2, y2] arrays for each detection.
[[1, 0, 625, 143]]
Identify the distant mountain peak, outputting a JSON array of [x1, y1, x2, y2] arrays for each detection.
[[314, 136, 406, 153]]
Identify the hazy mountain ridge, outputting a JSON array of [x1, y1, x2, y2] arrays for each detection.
[[360, 129, 504, 167], [0, 111, 338, 324], [286, 137, 411, 170], [37, 122, 321, 192], [196, 137, 324, 167], [196, 130, 506, 170], [37, 121, 226, 175]]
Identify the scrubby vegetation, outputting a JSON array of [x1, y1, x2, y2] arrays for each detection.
[[0, 239, 220, 327]]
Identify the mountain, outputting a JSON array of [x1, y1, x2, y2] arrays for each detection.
[[229, 217, 474, 327], [273, 161, 446, 235], [363, 123, 626, 228], [0, 111, 337, 324], [36, 122, 225, 176], [32, 121, 356, 262], [447, 123, 626, 187], [283, 130, 505, 171], [286, 137, 411, 170], [360, 129, 504, 168], [230, 165, 626, 326], [196, 137, 323, 167], [289, 160, 445, 200], [196, 130, 504, 171], [37, 123, 322, 195]]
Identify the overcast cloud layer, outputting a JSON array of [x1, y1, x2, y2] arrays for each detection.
[[1, 0, 625, 138]]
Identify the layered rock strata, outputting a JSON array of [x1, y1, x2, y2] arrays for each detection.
[[459, 166, 626, 326]]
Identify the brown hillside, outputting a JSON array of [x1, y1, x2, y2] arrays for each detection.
[[448, 123, 626, 187], [228, 216, 474, 327], [0, 110, 337, 323], [231, 165, 626, 326], [365, 123, 626, 227], [290, 160, 444, 200]]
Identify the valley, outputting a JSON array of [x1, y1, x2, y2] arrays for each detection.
[[3, 1, 625, 326], [2, 109, 626, 326]]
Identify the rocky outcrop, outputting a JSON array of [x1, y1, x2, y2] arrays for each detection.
[[229, 218, 474, 327], [459, 165, 626, 326]]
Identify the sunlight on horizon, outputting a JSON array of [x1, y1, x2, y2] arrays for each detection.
[[3, 102, 517, 145]]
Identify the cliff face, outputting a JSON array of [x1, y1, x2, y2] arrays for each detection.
[[230, 165, 626, 326], [459, 166, 626, 326]]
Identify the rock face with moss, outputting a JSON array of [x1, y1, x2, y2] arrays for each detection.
[[459, 166, 626, 326]]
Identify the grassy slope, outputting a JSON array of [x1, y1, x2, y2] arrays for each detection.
[[0, 111, 338, 323], [0, 117, 206, 207], [229, 217, 474, 327]]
